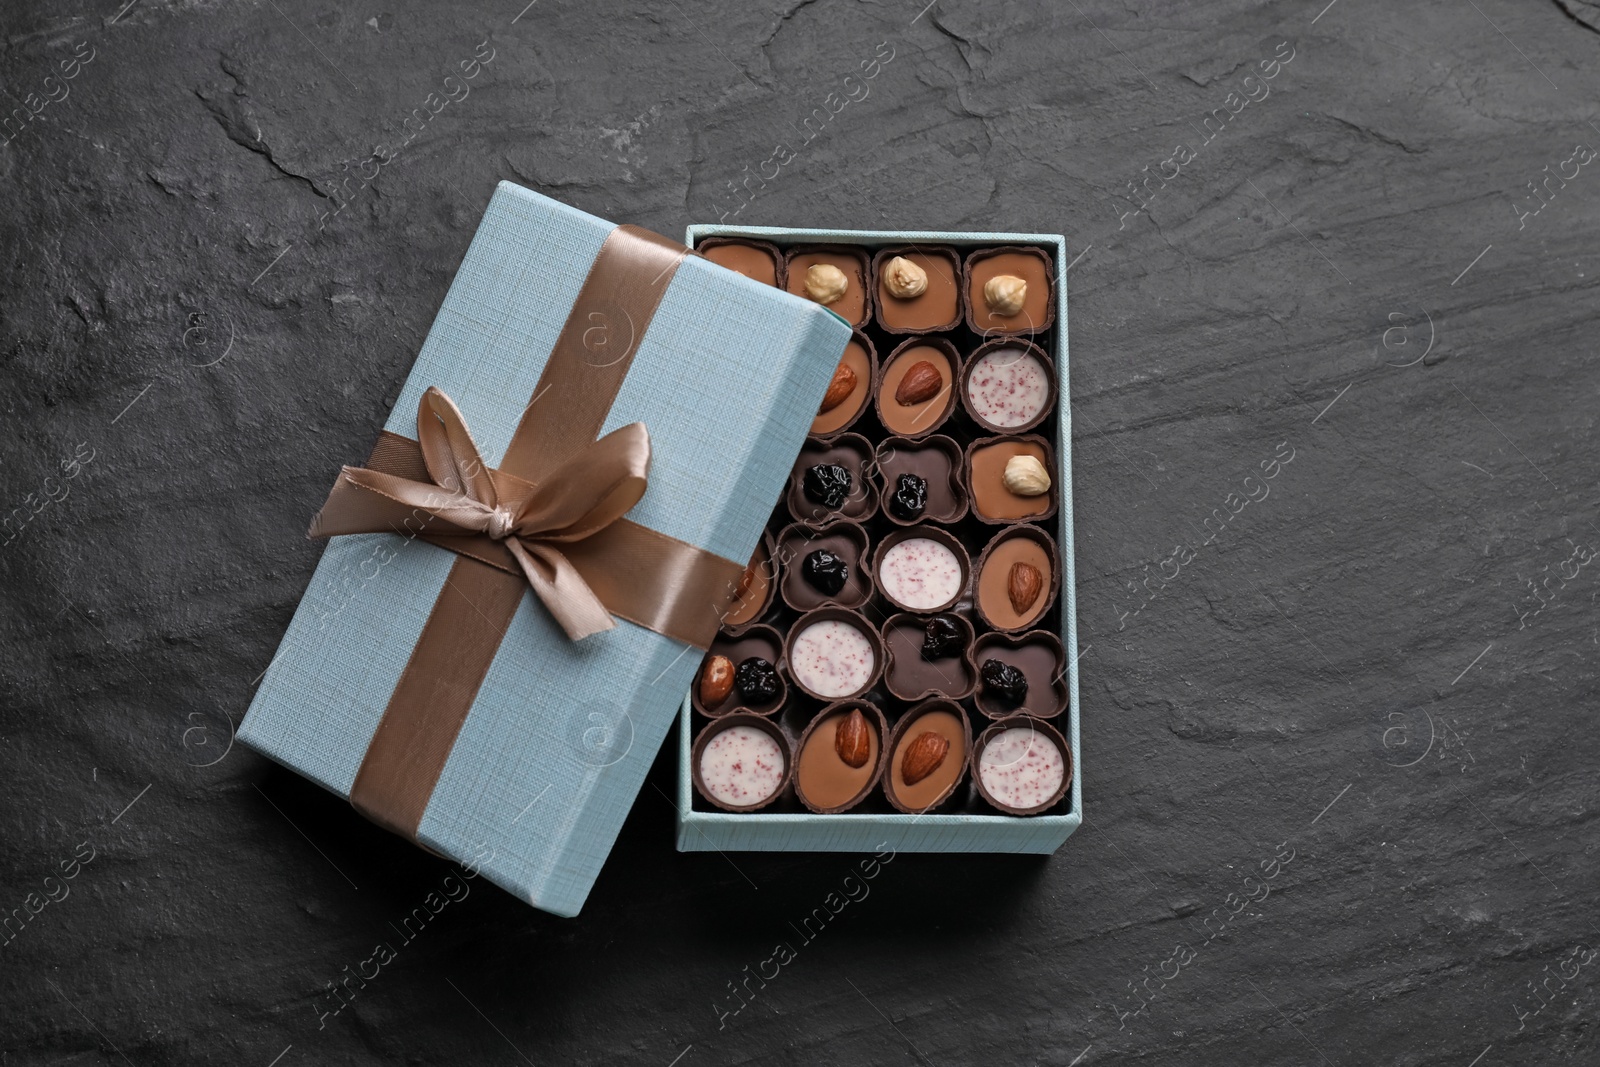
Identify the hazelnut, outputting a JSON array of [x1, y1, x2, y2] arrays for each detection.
[[804, 264, 849, 306], [883, 256, 928, 299], [1002, 455, 1051, 497], [983, 274, 1028, 317]]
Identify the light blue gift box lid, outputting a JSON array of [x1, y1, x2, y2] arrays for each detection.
[[239, 182, 852, 917]]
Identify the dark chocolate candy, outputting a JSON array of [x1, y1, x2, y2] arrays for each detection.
[[890, 473, 928, 520], [922, 615, 965, 661], [981, 658, 1028, 705], [802, 550, 850, 595], [803, 464, 852, 509], [735, 658, 780, 703]]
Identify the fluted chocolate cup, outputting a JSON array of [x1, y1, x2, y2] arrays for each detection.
[[872, 246, 961, 334], [784, 606, 885, 703], [697, 236, 785, 288], [880, 612, 976, 702], [959, 338, 1056, 436], [963, 246, 1056, 336], [794, 700, 888, 814], [720, 531, 779, 635], [692, 624, 787, 718], [875, 434, 969, 526], [875, 336, 960, 439], [974, 524, 1060, 633], [971, 715, 1072, 816], [967, 434, 1059, 525], [871, 525, 970, 615], [810, 330, 877, 438], [777, 518, 874, 613], [692, 712, 793, 813], [787, 433, 879, 524], [883, 698, 971, 814], [784, 245, 871, 327], [972, 629, 1069, 720]]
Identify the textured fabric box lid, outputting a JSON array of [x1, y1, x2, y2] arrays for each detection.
[[239, 182, 851, 916]]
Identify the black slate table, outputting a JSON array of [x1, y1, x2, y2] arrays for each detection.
[[3, 1, 1597, 1064]]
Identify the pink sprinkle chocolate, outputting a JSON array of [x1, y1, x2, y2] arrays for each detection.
[[978, 726, 1065, 811], [879, 537, 963, 610], [699, 725, 785, 807], [967, 348, 1049, 428], [791, 619, 875, 698]]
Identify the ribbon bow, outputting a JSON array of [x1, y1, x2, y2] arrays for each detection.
[[310, 387, 650, 640]]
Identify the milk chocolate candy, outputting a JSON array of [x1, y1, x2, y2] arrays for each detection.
[[794, 701, 887, 814], [776, 519, 874, 612], [810, 331, 876, 438], [692, 624, 788, 718], [784, 606, 885, 702], [872, 246, 961, 333], [875, 337, 960, 439], [971, 715, 1072, 816], [967, 434, 1058, 524], [721, 532, 778, 633], [871, 526, 970, 614], [883, 699, 971, 814], [784, 246, 870, 327], [974, 524, 1060, 632], [693, 713, 793, 813], [874, 435, 969, 526], [960, 339, 1056, 435], [787, 433, 879, 523], [963, 246, 1055, 335], [880, 612, 976, 702], [972, 629, 1069, 720], [698, 236, 784, 288]]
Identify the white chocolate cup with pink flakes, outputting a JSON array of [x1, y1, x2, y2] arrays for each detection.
[[973, 717, 1071, 815]]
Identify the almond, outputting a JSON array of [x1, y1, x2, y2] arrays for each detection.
[[819, 361, 858, 414], [698, 654, 735, 706], [900, 730, 950, 786], [1008, 561, 1044, 615], [894, 360, 943, 407], [834, 708, 872, 768]]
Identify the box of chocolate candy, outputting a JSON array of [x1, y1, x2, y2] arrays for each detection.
[[677, 227, 1081, 853]]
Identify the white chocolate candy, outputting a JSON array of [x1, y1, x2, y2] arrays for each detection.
[[879, 537, 963, 610], [967, 348, 1049, 428], [979, 726, 1065, 811], [791, 619, 875, 697], [699, 725, 785, 807]]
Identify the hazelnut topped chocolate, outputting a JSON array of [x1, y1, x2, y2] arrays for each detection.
[[873, 247, 960, 333], [968, 435, 1056, 523], [876, 337, 959, 438], [785, 247, 870, 326], [699, 237, 783, 287], [965, 246, 1054, 334]]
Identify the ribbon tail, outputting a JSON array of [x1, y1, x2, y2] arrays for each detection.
[[506, 538, 617, 640]]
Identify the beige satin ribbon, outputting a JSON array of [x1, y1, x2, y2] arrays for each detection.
[[312, 387, 656, 641]]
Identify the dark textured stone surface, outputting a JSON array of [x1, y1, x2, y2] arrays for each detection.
[[3, 1, 1598, 1064]]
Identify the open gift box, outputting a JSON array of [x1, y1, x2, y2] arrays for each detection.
[[241, 182, 1079, 918]]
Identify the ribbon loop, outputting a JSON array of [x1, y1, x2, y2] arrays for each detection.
[[309, 387, 665, 640]]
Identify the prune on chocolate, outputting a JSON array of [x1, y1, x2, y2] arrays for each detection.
[[981, 658, 1028, 705], [921, 615, 965, 661], [735, 657, 780, 703], [803, 463, 852, 509], [802, 549, 850, 595], [889, 473, 928, 520]]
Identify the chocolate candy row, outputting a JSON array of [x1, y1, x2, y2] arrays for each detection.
[[721, 522, 1061, 635], [699, 240, 1057, 337], [693, 608, 1069, 721], [692, 703, 1071, 817], [809, 334, 1057, 442]]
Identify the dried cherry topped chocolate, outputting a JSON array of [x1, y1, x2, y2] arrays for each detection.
[[735, 657, 780, 703], [922, 615, 965, 661], [890, 473, 928, 520], [803, 463, 852, 509], [980, 658, 1028, 705], [802, 549, 850, 596]]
